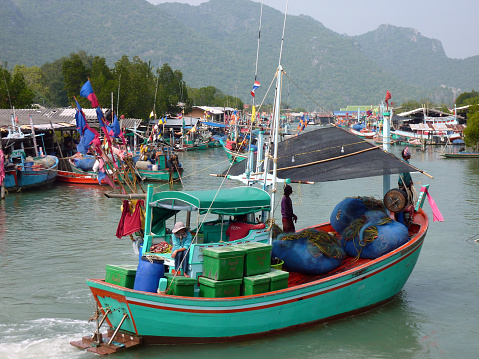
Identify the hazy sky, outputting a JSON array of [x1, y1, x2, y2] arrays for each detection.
[[148, 0, 478, 59]]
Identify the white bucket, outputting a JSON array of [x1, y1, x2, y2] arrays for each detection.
[[152, 164, 159, 171]]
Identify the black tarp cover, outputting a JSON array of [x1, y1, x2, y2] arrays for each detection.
[[224, 126, 421, 183]]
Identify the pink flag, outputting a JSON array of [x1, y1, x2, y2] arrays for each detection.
[[426, 190, 444, 222]]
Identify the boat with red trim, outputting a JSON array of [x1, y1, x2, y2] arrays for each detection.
[[71, 184, 428, 351]]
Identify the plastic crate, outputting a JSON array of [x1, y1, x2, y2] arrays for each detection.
[[199, 277, 242, 298], [202, 246, 245, 280], [236, 242, 272, 276], [264, 268, 289, 291], [164, 273, 197, 296], [242, 273, 271, 296], [105, 264, 137, 289]]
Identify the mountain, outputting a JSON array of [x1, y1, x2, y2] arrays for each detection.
[[0, 0, 477, 110]]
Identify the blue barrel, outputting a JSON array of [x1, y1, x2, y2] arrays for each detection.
[[133, 256, 165, 293]]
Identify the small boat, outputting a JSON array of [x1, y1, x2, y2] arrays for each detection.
[[350, 127, 375, 139], [56, 170, 106, 185], [3, 152, 58, 191], [441, 151, 479, 158], [219, 138, 248, 164], [373, 134, 396, 145], [176, 139, 209, 151], [408, 138, 423, 147]]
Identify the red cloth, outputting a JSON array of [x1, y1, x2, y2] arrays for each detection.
[[226, 222, 265, 241], [116, 200, 144, 238], [282, 217, 295, 233]]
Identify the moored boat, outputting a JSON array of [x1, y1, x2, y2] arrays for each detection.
[[3, 152, 58, 191], [219, 138, 248, 164], [56, 170, 108, 184], [441, 151, 479, 158], [350, 127, 376, 139]]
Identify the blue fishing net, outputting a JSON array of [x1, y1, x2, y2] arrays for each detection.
[[272, 229, 345, 275], [330, 197, 386, 235], [342, 212, 410, 259]]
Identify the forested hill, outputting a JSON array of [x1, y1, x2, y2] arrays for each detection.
[[1, 0, 477, 110]]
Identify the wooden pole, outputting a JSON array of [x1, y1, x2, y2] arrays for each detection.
[[0, 129, 5, 199]]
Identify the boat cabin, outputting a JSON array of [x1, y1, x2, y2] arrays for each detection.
[[141, 186, 271, 287]]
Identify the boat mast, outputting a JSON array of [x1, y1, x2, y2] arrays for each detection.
[[269, 0, 289, 221]]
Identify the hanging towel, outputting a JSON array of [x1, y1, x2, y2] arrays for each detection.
[[116, 200, 144, 238]]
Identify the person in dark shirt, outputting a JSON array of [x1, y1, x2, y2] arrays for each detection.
[[398, 147, 413, 190], [281, 184, 297, 233]]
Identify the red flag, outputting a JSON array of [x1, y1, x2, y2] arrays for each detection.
[[385, 90, 392, 109]]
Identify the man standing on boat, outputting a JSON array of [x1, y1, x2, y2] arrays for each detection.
[[397, 147, 415, 226], [281, 184, 297, 233], [398, 147, 413, 191]]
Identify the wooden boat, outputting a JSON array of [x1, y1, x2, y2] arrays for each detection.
[[56, 170, 108, 185], [70, 152, 183, 183], [373, 134, 396, 145], [219, 138, 248, 164], [350, 127, 375, 139], [3, 153, 58, 191], [407, 138, 422, 147], [441, 151, 479, 158], [176, 139, 209, 151], [71, 185, 429, 352]]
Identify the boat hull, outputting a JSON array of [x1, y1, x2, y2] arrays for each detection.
[[87, 210, 428, 344], [4, 156, 58, 191], [350, 128, 375, 139], [57, 170, 104, 184], [219, 140, 247, 163], [441, 152, 479, 158], [136, 167, 183, 181]]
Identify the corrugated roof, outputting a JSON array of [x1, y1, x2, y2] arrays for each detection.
[[0, 107, 142, 131]]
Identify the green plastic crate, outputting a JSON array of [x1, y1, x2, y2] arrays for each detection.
[[199, 277, 243, 298], [105, 264, 137, 289], [242, 273, 271, 296], [164, 273, 197, 296], [202, 246, 245, 280], [264, 268, 289, 291], [236, 242, 272, 276]]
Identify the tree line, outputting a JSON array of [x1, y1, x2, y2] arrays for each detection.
[[0, 51, 244, 120]]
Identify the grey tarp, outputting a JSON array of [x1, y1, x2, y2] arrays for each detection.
[[224, 126, 422, 183]]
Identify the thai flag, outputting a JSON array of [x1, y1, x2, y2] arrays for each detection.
[[251, 81, 260, 97], [80, 80, 100, 108]]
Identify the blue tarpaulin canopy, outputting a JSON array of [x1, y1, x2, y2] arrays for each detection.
[[201, 121, 227, 128]]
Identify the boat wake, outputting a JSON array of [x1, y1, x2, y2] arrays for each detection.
[[0, 318, 95, 359]]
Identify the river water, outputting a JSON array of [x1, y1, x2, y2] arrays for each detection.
[[1, 139, 478, 359]]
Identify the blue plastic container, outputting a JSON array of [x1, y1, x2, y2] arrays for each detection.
[[133, 256, 165, 293]]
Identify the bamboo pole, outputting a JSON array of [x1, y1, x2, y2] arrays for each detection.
[[0, 129, 5, 199]]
